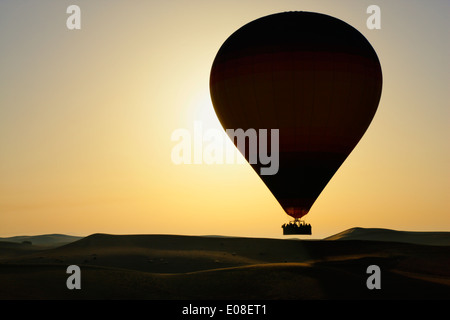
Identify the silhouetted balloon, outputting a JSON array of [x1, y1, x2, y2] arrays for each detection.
[[210, 12, 382, 220]]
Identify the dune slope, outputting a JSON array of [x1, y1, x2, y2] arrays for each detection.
[[325, 228, 450, 246]]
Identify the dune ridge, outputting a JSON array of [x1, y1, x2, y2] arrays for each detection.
[[325, 227, 450, 246]]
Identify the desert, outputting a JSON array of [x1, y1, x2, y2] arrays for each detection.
[[0, 228, 449, 300]]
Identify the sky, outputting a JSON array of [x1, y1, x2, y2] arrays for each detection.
[[0, 0, 449, 239]]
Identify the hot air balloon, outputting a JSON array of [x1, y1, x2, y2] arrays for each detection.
[[209, 12, 383, 235]]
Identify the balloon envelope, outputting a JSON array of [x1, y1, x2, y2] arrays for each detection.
[[210, 12, 382, 219]]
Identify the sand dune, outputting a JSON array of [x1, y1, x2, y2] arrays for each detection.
[[0, 229, 449, 299], [0, 241, 44, 259], [0, 234, 82, 247], [325, 227, 450, 246]]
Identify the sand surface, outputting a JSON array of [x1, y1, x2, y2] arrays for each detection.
[[0, 228, 449, 299]]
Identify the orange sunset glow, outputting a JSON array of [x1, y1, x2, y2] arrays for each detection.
[[0, 0, 448, 240]]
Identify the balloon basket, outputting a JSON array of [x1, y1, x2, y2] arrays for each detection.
[[282, 219, 312, 235]]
